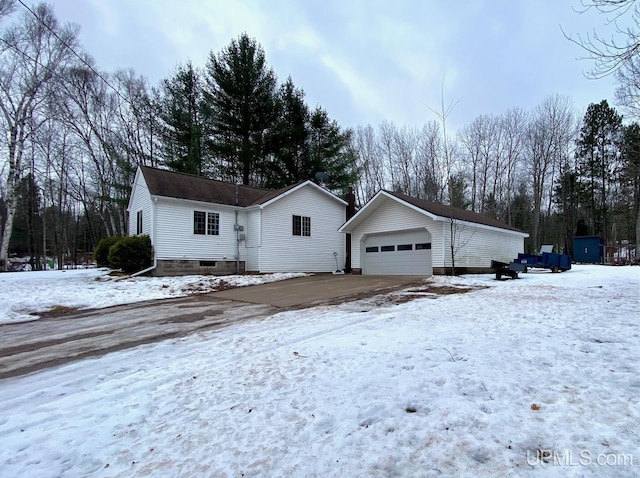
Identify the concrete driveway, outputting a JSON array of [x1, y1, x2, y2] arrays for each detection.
[[213, 274, 425, 307], [0, 274, 425, 379]]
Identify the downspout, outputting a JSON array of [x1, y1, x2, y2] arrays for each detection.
[[129, 254, 156, 278], [235, 184, 240, 275], [235, 210, 240, 274]]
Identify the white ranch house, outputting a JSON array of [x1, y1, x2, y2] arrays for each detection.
[[338, 190, 529, 275], [127, 166, 348, 276], [127, 166, 528, 276]]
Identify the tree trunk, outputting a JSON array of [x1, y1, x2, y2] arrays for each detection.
[[0, 187, 17, 270]]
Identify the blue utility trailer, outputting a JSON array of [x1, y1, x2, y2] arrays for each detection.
[[513, 251, 572, 273]]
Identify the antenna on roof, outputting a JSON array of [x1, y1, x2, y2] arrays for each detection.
[[315, 172, 330, 188]]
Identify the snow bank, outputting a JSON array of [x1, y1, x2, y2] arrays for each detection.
[[0, 265, 638, 476], [0, 269, 307, 324]]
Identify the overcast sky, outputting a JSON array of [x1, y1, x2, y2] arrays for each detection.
[[46, 0, 620, 132]]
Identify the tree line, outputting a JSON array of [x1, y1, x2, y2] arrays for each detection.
[[352, 96, 639, 256], [0, 2, 356, 270], [0, 1, 638, 270]]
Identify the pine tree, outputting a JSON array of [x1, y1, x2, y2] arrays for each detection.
[[306, 106, 359, 195], [619, 123, 640, 248], [575, 100, 623, 240], [264, 77, 310, 187], [159, 62, 205, 176], [203, 33, 278, 185]]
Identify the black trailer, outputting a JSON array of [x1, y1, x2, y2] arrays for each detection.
[[491, 260, 526, 280]]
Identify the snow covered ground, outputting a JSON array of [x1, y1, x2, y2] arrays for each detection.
[[0, 265, 639, 477], [0, 268, 307, 325]]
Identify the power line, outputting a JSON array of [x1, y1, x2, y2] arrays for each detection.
[[0, 33, 114, 115], [16, 0, 132, 106]]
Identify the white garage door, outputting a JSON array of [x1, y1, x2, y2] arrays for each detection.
[[362, 229, 432, 275]]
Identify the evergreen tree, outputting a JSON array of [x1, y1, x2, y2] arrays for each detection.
[[575, 100, 623, 239], [447, 173, 469, 209], [264, 77, 310, 187], [306, 106, 359, 195], [159, 62, 204, 176], [554, 167, 581, 256], [203, 33, 278, 184], [619, 123, 640, 247], [263, 78, 357, 193]]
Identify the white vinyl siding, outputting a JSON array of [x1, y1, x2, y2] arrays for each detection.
[[243, 209, 261, 271], [260, 186, 346, 272], [349, 199, 444, 269], [127, 172, 153, 238], [129, 169, 346, 273], [443, 221, 525, 268], [349, 196, 526, 272], [154, 201, 241, 260]]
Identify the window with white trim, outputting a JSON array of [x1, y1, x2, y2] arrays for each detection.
[[194, 211, 220, 235], [292, 215, 311, 236], [136, 210, 143, 235]]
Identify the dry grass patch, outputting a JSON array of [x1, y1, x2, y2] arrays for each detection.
[[34, 305, 80, 318]]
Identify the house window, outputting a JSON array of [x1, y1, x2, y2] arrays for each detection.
[[381, 245, 395, 252], [292, 215, 311, 236], [397, 244, 412, 251], [207, 212, 219, 235], [136, 210, 143, 235], [194, 211, 219, 235], [416, 243, 432, 250]]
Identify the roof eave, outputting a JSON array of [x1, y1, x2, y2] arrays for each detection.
[[149, 194, 243, 211], [340, 190, 527, 236]]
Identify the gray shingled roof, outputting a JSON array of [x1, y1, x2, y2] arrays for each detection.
[[139, 166, 300, 207], [385, 190, 524, 232]]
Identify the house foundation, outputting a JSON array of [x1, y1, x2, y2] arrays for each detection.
[[154, 259, 245, 276]]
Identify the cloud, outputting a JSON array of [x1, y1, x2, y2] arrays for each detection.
[[49, 0, 620, 132]]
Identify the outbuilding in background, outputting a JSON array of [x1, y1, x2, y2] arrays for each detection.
[[573, 236, 604, 264]]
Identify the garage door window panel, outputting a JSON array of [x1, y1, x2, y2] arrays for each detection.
[[381, 245, 395, 252], [365, 246, 379, 253], [416, 243, 431, 250], [397, 244, 412, 251]]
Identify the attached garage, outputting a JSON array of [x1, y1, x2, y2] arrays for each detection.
[[361, 229, 432, 275], [340, 190, 528, 276]]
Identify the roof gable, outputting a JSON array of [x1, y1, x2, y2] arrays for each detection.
[[259, 180, 348, 208], [340, 190, 526, 234], [138, 166, 345, 208]]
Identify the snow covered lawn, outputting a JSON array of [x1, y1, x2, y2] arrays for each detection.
[[0, 268, 307, 324], [0, 265, 639, 476]]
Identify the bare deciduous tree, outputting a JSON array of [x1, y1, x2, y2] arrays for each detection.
[[524, 94, 576, 252], [564, 0, 640, 78], [0, 3, 78, 268]]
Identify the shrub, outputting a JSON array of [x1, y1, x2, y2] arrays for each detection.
[[107, 235, 153, 273], [95, 236, 122, 267]]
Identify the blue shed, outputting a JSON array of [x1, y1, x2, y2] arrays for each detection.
[[573, 236, 604, 263]]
